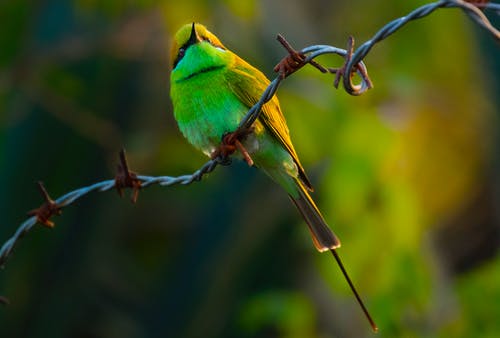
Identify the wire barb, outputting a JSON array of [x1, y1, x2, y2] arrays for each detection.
[[211, 128, 255, 166], [115, 149, 142, 203], [274, 34, 328, 78], [340, 0, 500, 95], [26, 182, 62, 228], [329, 36, 374, 90]]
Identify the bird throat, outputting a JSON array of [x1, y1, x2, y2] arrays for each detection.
[[176, 64, 225, 83]]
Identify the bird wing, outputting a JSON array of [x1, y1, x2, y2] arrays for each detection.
[[226, 56, 313, 191]]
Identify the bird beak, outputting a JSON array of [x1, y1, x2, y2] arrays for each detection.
[[187, 22, 201, 47]]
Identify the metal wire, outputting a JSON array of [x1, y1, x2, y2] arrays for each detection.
[[343, 0, 500, 94], [0, 160, 221, 268], [239, 46, 371, 130], [1, 0, 499, 270]]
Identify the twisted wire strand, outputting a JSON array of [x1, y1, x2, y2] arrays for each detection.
[[343, 0, 500, 94], [487, 3, 500, 14], [0, 159, 223, 268], [1, 0, 499, 269], [240, 46, 370, 130], [0, 43, 366, 268]]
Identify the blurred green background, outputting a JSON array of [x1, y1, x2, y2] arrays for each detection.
[[1, 0, 499, 337]]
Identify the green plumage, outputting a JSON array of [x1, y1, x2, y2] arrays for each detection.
[[170, 23, 340, 251]]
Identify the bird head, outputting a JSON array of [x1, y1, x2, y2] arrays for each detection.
[[170, 23, 228, 72]]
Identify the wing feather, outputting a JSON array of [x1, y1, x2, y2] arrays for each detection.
[[226, 56, 313, 191]]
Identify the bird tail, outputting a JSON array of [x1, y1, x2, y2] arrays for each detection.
[[290, 180, 378, 331], [290, 180, 341, 252]]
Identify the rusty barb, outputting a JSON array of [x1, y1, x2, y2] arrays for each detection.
[[115, 149, 142, 203], [0, 0, 499, 274], [210, 127, 256, 167], [329, 36, 374, 90], [274, 35, 374, 92], [0, 150, 220, 268], [274, 0, 499, 96], [274, 34, 329, 78], [26, 182, 62, 228]]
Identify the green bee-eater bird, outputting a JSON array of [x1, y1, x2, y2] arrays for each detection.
[[170, 22, 339, 252], [170, 23, 376, 331]]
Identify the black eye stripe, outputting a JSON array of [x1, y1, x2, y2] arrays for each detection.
[[173, 45, 188, 68], [173, 37, 226, 69]]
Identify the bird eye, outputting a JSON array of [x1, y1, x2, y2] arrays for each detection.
[[173, 47, 186, 69], [178, 47, 185, 59]]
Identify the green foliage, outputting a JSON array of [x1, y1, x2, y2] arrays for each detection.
[[447, 256, 500, 337], [239, 291, 316, 338]]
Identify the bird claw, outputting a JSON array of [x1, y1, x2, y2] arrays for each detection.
[[211, 129, 254, 166]]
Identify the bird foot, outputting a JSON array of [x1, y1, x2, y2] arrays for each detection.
[[211, 129, 254, 166]]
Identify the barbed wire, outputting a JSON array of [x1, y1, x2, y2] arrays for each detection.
[[0, 33, 374, 269], [0, 158, 223, 268], [341, 0, 500, 94], [1, 0, 499, 279]]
